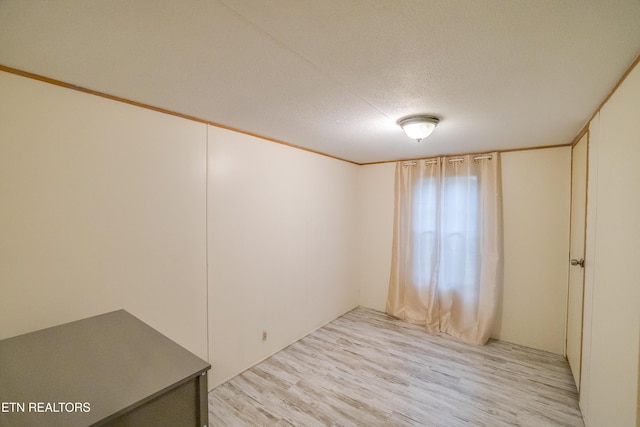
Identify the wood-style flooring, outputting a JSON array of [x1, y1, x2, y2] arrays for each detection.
[[208, 307, 584, 426]]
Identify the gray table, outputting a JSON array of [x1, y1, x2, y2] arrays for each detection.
[[0, 310, 210, 426]]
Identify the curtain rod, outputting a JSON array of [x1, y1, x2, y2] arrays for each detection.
[[449, 155, 493, 163], [403, 154, 493, 167]]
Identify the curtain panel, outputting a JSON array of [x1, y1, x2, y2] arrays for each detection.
[[386, 153, 503, 345]]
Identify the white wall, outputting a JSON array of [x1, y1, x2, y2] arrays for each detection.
[[580, 60, 640, 427], [207, 126, 359, 388], [0, 71, 209, 359], [357, 147, 571, 355], [11, 63, 635, 421], [0, 70, 362, 392], [495, 147, 571, 354], [356, 163, 395, 311]]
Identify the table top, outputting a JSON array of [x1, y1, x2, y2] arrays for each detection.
[[0, 310, 210, 426]]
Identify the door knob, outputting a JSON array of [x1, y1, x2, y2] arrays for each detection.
[[570, 258, 585, 267]]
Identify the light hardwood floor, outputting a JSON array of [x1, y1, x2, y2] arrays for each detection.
[[208, 307, 584, 426]]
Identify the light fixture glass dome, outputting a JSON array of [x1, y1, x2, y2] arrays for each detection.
[[397, 115, 439, 142]]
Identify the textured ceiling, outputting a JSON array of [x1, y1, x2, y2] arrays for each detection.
[[1, 0, 639, 164]]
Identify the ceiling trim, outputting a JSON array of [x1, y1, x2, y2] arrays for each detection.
[[0, 64, 358, 165], [3, 53, 638, 167], [569, 53, 640, 149], [587, 54, 640, 127], [364, 53, 640, 166], [570, 126, 589, 148], [359, 143, 573, 166], [0, 64, 210, 123]]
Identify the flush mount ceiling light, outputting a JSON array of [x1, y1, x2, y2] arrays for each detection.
[[397, 115, 440, 142]]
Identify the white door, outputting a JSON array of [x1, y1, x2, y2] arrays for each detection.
[[566, 133, 588, 390]]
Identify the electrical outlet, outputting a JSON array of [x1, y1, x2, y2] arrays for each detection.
[[262, 331, 267, 341]]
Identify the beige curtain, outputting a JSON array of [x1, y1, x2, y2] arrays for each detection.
[[386, 153, 503, 345]]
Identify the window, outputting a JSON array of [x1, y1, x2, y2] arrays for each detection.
[[387, 153, 501, 345], [413, 176, 479, 298]]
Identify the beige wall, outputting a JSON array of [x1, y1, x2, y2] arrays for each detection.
[[495, 147, 571, 354], [357, 147, 572, 355], [207, 126, 359, 388], [356, 163, 395, 311], [0, 71, 209, 359], [0, 70, 361, 392], [580, 60, 640, 427], [8, 60, 636, 423]]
